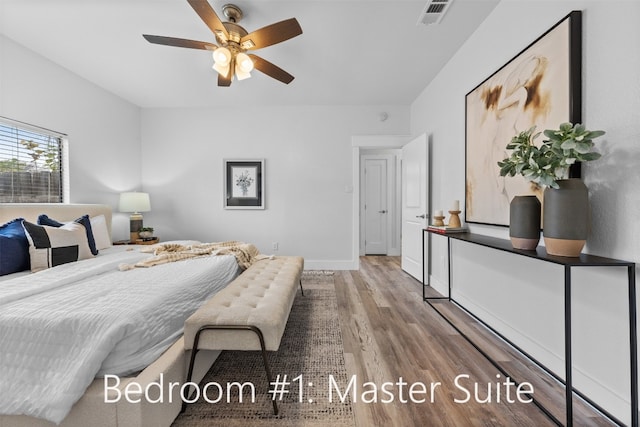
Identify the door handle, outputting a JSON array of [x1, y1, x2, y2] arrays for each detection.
[[416, 214, 428, 219], [379, 210, 387, 214]]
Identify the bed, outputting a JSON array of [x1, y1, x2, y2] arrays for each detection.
[[0, 204, 239, 427]]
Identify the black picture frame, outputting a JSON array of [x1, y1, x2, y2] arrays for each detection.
[[224, 159, 265, 209], [464, 11, 582, 226]]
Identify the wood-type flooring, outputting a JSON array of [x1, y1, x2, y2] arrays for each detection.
[[334, 256, 617, 427]]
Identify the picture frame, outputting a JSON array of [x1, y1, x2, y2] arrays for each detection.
[[464, 11, 582, 226], [223, 159, 265, 209]]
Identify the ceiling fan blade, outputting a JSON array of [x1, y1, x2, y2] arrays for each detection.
[[248, 54, 294, 84], [143, 34, 218, 51], [218, 72, 232, 87], [187, 0, 230, 44], [240, 18, 302, 50]]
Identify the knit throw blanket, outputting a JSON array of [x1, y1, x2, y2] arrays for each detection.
[[118, 241, 269, 271]]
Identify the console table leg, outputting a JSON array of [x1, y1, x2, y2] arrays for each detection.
[[565, 266, 573, 426], [447, 238, 452, 300], [629, 265, 638, 427], [422, 230, 426, 300]]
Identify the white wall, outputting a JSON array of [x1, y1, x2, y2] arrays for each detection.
[[0, 35, 142, 241], [411, 1, 640, 423], [140, 105, 409, 270]]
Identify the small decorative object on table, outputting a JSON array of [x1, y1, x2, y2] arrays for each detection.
[[138, 227, 154, 239], [498, 123, 605, 256], [448, 200, 461, 228], [509, 195, 541, 250], [432, 210, 445, 226], [426, 225, 468, 234]]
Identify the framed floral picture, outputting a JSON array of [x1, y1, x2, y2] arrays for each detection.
[[224, 159, 265, 209]]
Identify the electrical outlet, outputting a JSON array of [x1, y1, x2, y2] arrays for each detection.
[[272, 242, 279, 252]]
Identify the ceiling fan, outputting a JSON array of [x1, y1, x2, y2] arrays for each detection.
[[143, 0, 302, 87]]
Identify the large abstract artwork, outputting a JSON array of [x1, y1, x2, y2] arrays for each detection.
[[465, 11, 581, 226]]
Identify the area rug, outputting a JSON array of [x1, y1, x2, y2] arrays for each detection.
[[173, 272, 354, 427]]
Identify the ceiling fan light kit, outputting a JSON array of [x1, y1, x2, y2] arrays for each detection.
[[142, 0, 302, 87], [213, 47, 231, 66]]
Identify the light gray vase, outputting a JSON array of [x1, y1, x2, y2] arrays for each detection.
[[543, 178, 589, 257], [509, 195, 541, 250]]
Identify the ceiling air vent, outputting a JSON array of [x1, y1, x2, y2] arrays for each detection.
[[417, 0, 453, 26]]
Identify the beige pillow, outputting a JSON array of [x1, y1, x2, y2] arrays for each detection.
[[22, 221, 94, 272]]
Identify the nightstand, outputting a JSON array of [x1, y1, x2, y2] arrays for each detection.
[[113, 238, 159, 245], [134, 238, 159, 245]]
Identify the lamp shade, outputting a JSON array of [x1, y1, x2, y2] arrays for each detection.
[[119, 192, 151, 213]]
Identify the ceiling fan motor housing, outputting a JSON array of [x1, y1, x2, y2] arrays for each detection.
[[222, 22, 248, 50]]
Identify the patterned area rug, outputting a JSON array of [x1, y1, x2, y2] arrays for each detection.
[[173, 272, 354, 427]]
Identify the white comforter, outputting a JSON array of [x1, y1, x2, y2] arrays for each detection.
[[0, 246, 239, 424]]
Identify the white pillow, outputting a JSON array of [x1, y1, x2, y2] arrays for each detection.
[[90, 214, 112, 250], [22, 221, 94, 272]]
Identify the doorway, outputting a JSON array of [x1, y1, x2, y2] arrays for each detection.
[[360, 153, 400, 255], [351, 135, 410, 269]]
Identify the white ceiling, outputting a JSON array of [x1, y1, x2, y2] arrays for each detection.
[[0, 0, 499, 109]]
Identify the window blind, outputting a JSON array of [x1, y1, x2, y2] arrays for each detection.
[[0, 117, 66, 203]]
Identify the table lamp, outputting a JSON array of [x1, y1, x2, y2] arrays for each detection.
[[119, 192, 151, 242]]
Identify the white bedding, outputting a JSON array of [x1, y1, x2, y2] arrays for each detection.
[[0, 246, 239, 424]]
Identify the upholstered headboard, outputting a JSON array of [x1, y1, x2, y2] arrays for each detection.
[[0, 203, 112, 236]]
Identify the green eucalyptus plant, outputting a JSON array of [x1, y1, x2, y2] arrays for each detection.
[[497, 122, 605, 189]]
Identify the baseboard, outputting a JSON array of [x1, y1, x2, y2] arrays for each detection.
[[451, 292, 632, 425], [427, 274, 448, 296]]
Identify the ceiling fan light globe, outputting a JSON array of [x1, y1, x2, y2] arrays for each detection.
[[235, 52, 254, 73], [235, 64, 252, 80], [212, 62, 231, 78], [212, 47, 231, 66]]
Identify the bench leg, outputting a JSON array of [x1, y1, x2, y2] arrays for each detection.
[[182, 334, 202, 413], [183, 324, 279, 416], [299, 279, 304, 296]]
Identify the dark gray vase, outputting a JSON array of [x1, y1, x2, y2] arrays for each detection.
[[543, 178, 589, 257], [509, 195, 541, 250]]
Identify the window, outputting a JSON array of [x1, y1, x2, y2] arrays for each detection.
[[0, 117, 67, 203]]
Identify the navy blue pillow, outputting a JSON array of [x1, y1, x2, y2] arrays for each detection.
[[0, 218, 30, 276], [38, 214, 99, 256], [37, 214, 64, 227]]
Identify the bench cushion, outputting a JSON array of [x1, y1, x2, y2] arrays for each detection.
[[184, 256, 304, 352]]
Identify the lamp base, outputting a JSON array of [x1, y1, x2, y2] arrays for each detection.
[[130, 213, 143, 243]]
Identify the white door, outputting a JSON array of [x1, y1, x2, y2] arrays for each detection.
[[363, 158, 387, 254], [401, 134, 429, 280]]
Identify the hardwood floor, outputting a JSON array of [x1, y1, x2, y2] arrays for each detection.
[[335, 256, 617, 427]]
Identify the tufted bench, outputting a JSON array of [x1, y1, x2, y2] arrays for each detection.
[[182, 256, 304, 415]]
